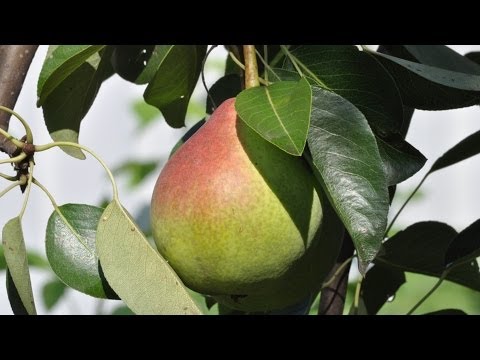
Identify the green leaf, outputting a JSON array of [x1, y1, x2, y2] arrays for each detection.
[[42, 47, 114, 159], [422, 309, 467, 315], [361, 265, 406, 314], [96, 200, 203, 314], [376, 135, 427, 186], [372, 51, 480, 110], [445, 219, 480, 266], [144, 45, 207, 128], [46, 204, 118, 299], [42, 278, 67, 310], [113, 160, 159, 188], [0, 246, 50, 270], [206, 74, 242, 114], [136, 45, 176, 85], [376, 222, 480, 291], [169, 119, 205, 158], [235, 78, 312, 156], [307, 86, 389, 273], [465, 52, 480, 65], [429, 129, 480, 174], [287, 45, 404, 136], [2, 217, 36, 315], [111, 305, 135, 315], [37, 45, 105, 106], [382, 45, 480, 74], [111, 46, 155, 83]]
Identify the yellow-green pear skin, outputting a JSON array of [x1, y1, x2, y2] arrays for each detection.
[[151, 98, 343, 312]]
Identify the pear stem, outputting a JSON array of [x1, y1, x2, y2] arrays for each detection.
[[243, 45, 260, 89]]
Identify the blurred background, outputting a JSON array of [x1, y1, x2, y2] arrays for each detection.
[[0, 45, 479, 315]]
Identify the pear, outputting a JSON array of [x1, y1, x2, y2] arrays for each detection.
[[151, 98, 343, 312]]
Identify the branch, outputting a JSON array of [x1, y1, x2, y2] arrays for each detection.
[[318, 232, 354, 315], [0, 45, 38, 155]]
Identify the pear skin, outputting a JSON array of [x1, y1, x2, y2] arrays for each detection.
[[151, 98, 342, 311]]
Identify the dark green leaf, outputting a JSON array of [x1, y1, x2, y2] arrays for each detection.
[[96, 200, 203, 314], [429, 129, 480, 174], [361, 265, 406, 314], [136, 45, 175, 85], [46, 204, 118, 299], [6, 269, 28, 315], [376, 135, 427, 186], [445, 219, 480, 266], [466, 52, 480, 65], [37, 45, 105, 106], [111, 46, 154, 83], [206, 74, 242, 114], [2, 217, 36, 314], [287, 45, 404, 136], [236, 78, 312, 156], [371, 51, 480, 110], [113, 160, 159, 188], [376, 222, 480, 291], [132, 100, 161, 128], [144, 45, 207, 128], [382, 45, 480, 74], [205, 296, 217, 310], [42, 47, 114, 159], [42, 278, 67, 310], [169, 119, 205, 158], [422, 309, 467, 315], [307, 86, 389, 273]]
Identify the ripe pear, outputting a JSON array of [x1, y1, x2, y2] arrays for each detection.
[[151, 98, 343, 312]]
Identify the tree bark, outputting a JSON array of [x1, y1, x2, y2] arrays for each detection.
[[0, 45, 39, 155]]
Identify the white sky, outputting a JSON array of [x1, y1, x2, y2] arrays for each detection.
[[1, 45, 479, 314]]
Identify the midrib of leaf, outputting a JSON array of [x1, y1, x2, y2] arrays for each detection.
[[292, 55, 331, 90], [264, 87, 299, 153], [54, 208, 93, 256]]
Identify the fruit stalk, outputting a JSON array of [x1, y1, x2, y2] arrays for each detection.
[[243, 45, 260, 89]]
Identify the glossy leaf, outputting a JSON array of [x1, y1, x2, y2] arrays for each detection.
[[46, 204, 118, 299], [37, 45, 105, 106], [136, 45, 177, 85], [362, 265, 406, 314], [144, 45, 207, 128], [376, 135, 427, 185], [372, 51, 480, 110], [235, 78, 312, 155], [445, 219, 480, 266], [429, 129, 480, 174], [42, 278, 67, 310], [42, 47, 114, 159], [96, 200, 203, 314], [382, 45, 480, 74], [111, 46, 155, 83], [377, 221, 480, 291], [206, 74, 242, 114], [307, 86, 389, 273], [287, 45, 404, 136], [2, 217, 36, 314]]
